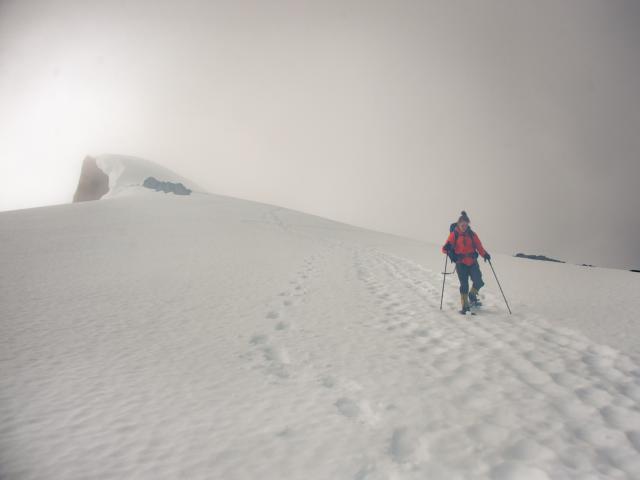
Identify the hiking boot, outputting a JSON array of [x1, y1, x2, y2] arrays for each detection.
[[460, 293, 470, 314], [469, 287, 481, 306]]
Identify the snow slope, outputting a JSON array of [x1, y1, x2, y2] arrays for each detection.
[[1, 166, 640, 479]]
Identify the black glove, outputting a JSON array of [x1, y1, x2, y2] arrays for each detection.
[[443, 243, 452, 252], [484, 252, 491, 262]]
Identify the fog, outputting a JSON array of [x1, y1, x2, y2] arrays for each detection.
[[1, 0, 639, 268]]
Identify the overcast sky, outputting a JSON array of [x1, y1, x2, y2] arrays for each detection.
[[1, 0, 639, 269]]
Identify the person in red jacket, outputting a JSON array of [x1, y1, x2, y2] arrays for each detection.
[[442, 211, 491, 314]]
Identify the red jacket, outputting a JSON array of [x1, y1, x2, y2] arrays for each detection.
[[442, 226, 487, 266]]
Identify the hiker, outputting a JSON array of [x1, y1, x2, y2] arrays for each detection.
[[442, 211, 491, 314]]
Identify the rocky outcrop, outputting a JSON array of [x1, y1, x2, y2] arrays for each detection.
[[142, 176, 192, 195], [514, 253, 565, 263], [73, 156, 110, 202]]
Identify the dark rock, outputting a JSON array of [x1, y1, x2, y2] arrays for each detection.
[[142, 177, 192, 195], [514, 253, 565, 263], [73, 156, 109, 202]]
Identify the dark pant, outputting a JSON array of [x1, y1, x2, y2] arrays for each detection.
[[457, 262, 484, 294]]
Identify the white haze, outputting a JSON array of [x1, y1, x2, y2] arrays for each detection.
[[0, 0, 639, 269]]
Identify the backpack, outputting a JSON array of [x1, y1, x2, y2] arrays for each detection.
[[449, 222, 478, 258]]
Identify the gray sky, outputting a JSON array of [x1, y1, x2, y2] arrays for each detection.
[[1, 0, 639, 269]]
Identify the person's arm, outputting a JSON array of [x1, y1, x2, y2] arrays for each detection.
[[473, 232, 489, 259], [442, 231, 455, 254]]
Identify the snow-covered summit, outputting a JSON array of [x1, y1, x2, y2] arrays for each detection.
[[73, 154, 205, 202]]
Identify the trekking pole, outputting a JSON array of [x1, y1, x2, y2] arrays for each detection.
[[488, 259, 512, 315], [440, 255, 448, 310]]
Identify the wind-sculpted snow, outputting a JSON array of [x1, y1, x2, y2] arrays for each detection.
[[1, 194, 639, 479], [73, 156, 110, 202], [94, 154, 204, 198]]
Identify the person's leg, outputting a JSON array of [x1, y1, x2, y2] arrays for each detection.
[[469, 262, 485, 303], [470, 262, 484, 291], [457, 263, 470, 294], [457, 263, 470, 310]]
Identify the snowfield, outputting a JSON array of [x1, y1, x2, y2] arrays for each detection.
[[1, 159, 640, 479]]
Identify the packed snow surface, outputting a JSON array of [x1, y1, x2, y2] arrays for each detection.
[[1, 182, 640, 479]]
